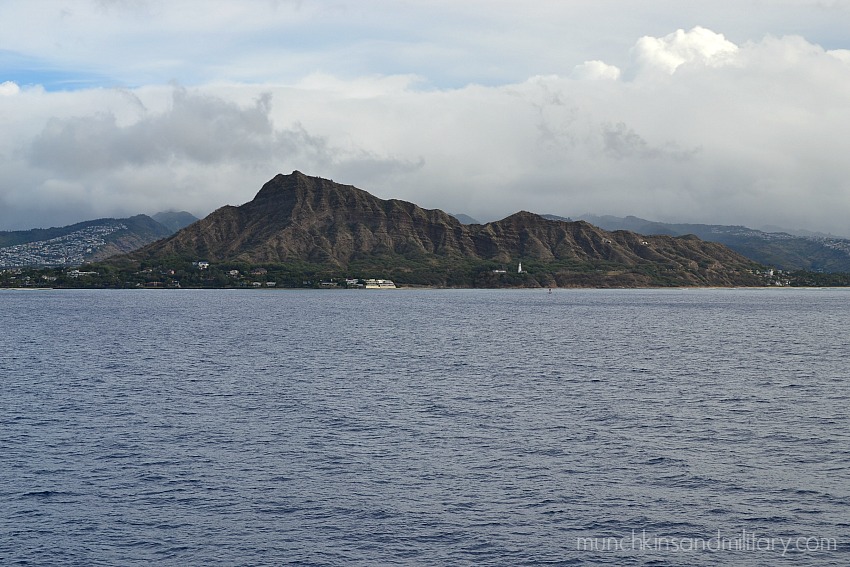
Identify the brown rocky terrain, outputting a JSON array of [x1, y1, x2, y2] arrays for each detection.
[[123, 171, 764, 287]]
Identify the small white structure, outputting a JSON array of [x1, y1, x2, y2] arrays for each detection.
[[365, 279, 396, 289], [67, 269, 98, 278]]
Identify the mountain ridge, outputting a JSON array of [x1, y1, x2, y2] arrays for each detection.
[[572, 214, 850, 272], [151, 211, 199, 233], [120, 171, 764, 287], [0, 214, 182, 268]]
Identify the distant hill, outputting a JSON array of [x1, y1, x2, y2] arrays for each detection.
[[0, 214, 175, 268], [117, 171, 764, 287], [152, 211, 199, 232], [450, 213, 481, 225], [574, 214, 850, 272]]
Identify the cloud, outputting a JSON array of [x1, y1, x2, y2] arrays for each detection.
[[632, 26, 740, 75], [829, 48, 850, 63], [571, 61, 621, 81], [601, 122, 697, 161], [0, 83, 424, 229], [0, 81, 20, 95], [2, 16, 850, 237], [28, 89, 278, 174]]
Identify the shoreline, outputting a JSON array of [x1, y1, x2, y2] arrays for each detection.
[[3, 285, 846, 292]]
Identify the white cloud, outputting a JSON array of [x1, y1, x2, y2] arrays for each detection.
[[571, 61, 622, 81], [633, 26, 739, 74], [293, 72, 424, 98], [0, 83, 425, 228], [1, 3, 850, 237], [0, 81, 21, 96], [828, 48, 850, 63]]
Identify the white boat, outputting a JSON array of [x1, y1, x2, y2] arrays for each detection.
[[364, 278, 396, 289]]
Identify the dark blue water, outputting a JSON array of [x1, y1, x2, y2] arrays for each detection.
[[1, 288, 849, 565]]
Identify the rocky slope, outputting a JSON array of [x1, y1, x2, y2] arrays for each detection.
[[124, 171, 763, 287], [572, 214, 850, 273], [0, 214, 175, 268]]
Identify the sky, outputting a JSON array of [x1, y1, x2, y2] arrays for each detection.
[[2, 1, 850, 236]]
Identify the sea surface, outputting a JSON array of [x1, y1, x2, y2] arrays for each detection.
[[1, 288, 849, 566]]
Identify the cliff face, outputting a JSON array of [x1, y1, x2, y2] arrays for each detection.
[[132, 171, 471, 264], [127, 171, 763, 286]]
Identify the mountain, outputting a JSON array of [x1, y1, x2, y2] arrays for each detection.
[[0, 215, 175, 268], [759, 225, 847, 239], [152, 211, 199, 232], [120, 171, 763, 287], [450, 213, 481, 225], [576, 214, 850, 273]]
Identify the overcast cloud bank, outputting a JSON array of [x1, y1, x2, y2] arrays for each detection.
[[1, 2, 849, 237]]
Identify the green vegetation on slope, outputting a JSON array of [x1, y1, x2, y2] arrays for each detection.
[[2, 252, 797, 289]]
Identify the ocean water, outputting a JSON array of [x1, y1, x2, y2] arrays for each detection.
[[1, 287, 848, 566]]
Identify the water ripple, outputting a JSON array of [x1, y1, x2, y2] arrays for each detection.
[[1, 288, 848, 566]]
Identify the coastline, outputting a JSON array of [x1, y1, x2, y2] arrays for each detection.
[[3, 284, 846, 291]]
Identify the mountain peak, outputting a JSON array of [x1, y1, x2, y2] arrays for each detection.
[[256, 170, 310, 195], [124, 173, 763, 286], [253, 170, 358, 203], [497, 210, 546, 225]]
